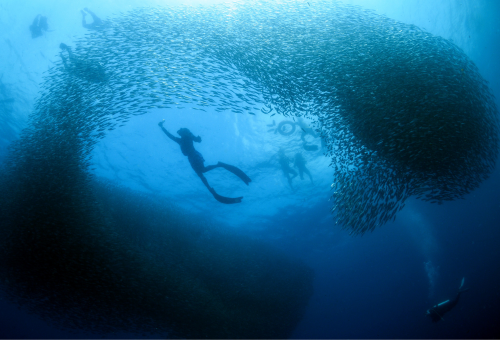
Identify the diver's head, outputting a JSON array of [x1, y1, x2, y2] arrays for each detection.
[[177, 128, 195, 139]]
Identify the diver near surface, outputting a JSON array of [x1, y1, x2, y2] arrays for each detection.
[[158, 120, 251, 204], [29, 15, 48, 38], [294, 152, 313, 183], [426, 277, 469, 322], [81, 8, 107, 30], [59, 43, 107, 83], [277, 148, 297, 190]]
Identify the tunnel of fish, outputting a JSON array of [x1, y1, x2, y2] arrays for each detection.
[[0, 0, 499, 337]]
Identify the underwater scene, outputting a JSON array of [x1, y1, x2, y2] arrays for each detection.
[[0, 0, 499, 338]]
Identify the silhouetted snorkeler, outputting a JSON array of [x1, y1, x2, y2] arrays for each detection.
[[30, 15, 48, 38], [158, 120, 251, 204], [426, 277, 469, 322], [59, 43, 107, 83], [294, 152, 313, 183], [278, 148, 297, 190], [81, 8, 107, 30]]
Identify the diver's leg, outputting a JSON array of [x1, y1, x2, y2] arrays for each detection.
[[214, 162, 251, 185], [197, 172, 243, 204], [304, 168, 313, 182], [197, 172, 212, 191], [283, 172, 293, 190], [298, 168, 304, 180], [202, 164, 221, 172]]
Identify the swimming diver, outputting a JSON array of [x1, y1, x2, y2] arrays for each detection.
[[158, 120, 251, 204], [426, 277, 469, 322], [59, 43, 107, 83], [278, 148, 297, 190], [294, 152, 313, 183], [29, 15, 48, 38], [81, 8, 107, 30]]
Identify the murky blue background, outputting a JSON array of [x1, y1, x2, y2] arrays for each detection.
[[1, 0, 499, 338]]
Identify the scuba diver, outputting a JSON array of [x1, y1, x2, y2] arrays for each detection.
[[29, 15, 48, 38], [426, 277, 469, 322], [59, 43, 107, 83], [277, 148, 297, 190], [158, 120, 251, 204], [294, 152, 313, 183], [81, 8, 107, 30]]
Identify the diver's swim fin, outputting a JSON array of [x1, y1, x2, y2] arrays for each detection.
[[217, 162, 251, 185], [458, 277, 470, 293], [209, 187, 243, 204]]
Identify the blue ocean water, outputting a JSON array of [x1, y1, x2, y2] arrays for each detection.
[[1, 0, 499, 338]]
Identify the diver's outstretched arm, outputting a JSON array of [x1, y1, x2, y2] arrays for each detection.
[[81, 10, 88, 28], [84, 8, 103, 25], [158, 120, 181, 144]]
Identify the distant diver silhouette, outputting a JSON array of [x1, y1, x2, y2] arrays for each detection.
[[426, 277, 469, 322], [278, 148, 297, 190], [59, 43, 107, 83], [29, 14, 48, 38], [158, 120, 251, 204], [294, 152, 313, 183], [81, 8, 107, 30]]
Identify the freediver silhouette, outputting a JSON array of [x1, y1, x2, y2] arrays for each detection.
[[29, 14, 48, 38], [294, 152, 313, 183], [277, 148, 297, 190], [426, 277, 469, 322], [81, 8, 107, 30], [158, 120, 251, 204], [59, 43, 107, 82]]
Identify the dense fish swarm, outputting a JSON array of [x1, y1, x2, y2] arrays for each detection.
[[0, 0, 498, 335], [27, 0, 498, 234], [0, 173, 313, 337]]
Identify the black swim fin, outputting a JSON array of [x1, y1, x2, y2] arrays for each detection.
[[209, 187, 243, 204], [217, 162, 251, 185]]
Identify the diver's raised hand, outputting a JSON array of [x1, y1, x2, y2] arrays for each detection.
[[158, 119, 165, 127]]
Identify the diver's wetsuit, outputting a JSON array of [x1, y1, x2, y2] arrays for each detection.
[[427, 279, 469, 322], [81, 8, 106, 30], [278, 150, 297, 190], [294, 152, 313, 183], [159, 121, 251, 204]]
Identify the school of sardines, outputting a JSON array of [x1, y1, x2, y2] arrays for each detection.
[[10, 0, 500, 235]]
